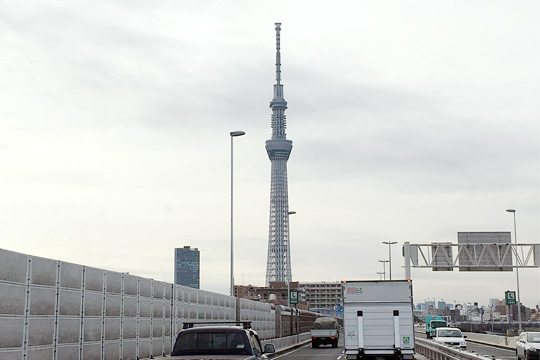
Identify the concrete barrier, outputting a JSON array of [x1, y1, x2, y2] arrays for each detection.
[[462, 332, 516, 349], [415, 326, 516, 350], [261, 332, 311, 353]]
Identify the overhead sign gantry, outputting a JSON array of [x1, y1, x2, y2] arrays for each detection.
[[403, 232, 540, 279]]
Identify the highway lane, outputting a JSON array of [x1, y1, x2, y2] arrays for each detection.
[[465, 341, 516, 360], [416, 329, 516, 360], [274, 330, 517, 360], [272, 336, 345, 360]]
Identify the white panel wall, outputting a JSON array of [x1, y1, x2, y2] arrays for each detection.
[[0, 249, 277, 360]]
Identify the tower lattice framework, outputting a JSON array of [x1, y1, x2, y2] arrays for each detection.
[[265, 23, 293, 285]]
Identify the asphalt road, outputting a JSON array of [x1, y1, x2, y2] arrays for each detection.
[[273, 331, 517, 360], [466, 340, 516, 360], [272, 336, 345, 360], [416, 330, 516, 360]]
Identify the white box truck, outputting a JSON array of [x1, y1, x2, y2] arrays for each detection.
[[342, 280, 415, 360]]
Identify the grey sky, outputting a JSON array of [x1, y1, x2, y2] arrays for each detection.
[[1, 1, 539, 307]]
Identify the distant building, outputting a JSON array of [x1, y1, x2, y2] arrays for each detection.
[[174, 246, 200, 289], [234, 280, 347, 311], [531, 306, 540, 321], [508, 303, 531, 323], [235, 281, 348, 311], [234, 282, 309, 309], [437, 301, 446, 310], [299, 282, 342, 309]]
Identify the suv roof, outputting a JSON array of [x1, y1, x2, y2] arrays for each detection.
[[183, 321, 252, 329]]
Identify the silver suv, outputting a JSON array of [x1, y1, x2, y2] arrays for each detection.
[[170, 321, 276, 360]]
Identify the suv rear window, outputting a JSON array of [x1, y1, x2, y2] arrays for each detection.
[[437, 329, 462, 338]]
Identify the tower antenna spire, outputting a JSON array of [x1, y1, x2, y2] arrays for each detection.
[[275, 22, 281, 85], [273, 23, 284, 101]]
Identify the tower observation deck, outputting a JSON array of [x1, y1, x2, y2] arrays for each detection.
[[265, 23, 293, 285]]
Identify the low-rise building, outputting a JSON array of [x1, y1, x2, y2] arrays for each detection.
[[234, 282, 309, 309]]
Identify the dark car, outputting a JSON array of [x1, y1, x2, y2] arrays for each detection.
[[170, 321, 275, 360]]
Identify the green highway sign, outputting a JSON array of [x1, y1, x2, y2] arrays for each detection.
[[289, 290, 298, 304], [505, 290, 516, 305]]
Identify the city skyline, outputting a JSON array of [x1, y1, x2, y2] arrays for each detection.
[[1, 2, 538, 307]]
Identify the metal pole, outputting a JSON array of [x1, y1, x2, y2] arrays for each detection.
[[512, 211, 522, 333], [290, 305, 293, 336], [230, 131, 245, 297], [388, 243, 392, 280], [383, 241, 397, 280], [230, 135, 234, 297], [286, 210, 295, 306], [379, 260, 389, 280], [507, 209, 522, 333], [287, 281, 290, 307], [404, 242, 411, 280]]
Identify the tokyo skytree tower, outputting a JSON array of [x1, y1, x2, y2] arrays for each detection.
[[265, 23, 293, 285]]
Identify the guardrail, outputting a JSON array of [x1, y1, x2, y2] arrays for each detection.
[[415, 338, 500, 360]]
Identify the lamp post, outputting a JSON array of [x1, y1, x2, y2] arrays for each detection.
[[382, 241, 397, 280], [287, 210, 296, 306], [506, 209, 522, 333], [377, 272, 385, 280], [230, 130, 245, 297], [379, 260, 389, 280]]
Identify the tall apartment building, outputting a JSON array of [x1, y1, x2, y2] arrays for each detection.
[[437, 301, 447, 310], [299, 282, 342, 309], [174, 246, 200, 289]]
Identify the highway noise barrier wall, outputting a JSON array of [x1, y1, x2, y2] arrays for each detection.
[[0, 248, 320, 360]]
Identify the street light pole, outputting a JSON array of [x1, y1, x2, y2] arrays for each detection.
[[506, 209, 522, 333], [382, 241, 397, 280], [287, 210, 296, 307], [230, 130, 245, 297], [379, 260, 389, 280]]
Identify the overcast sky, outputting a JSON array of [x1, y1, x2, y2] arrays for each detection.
[[1, 1, 539, 308]]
